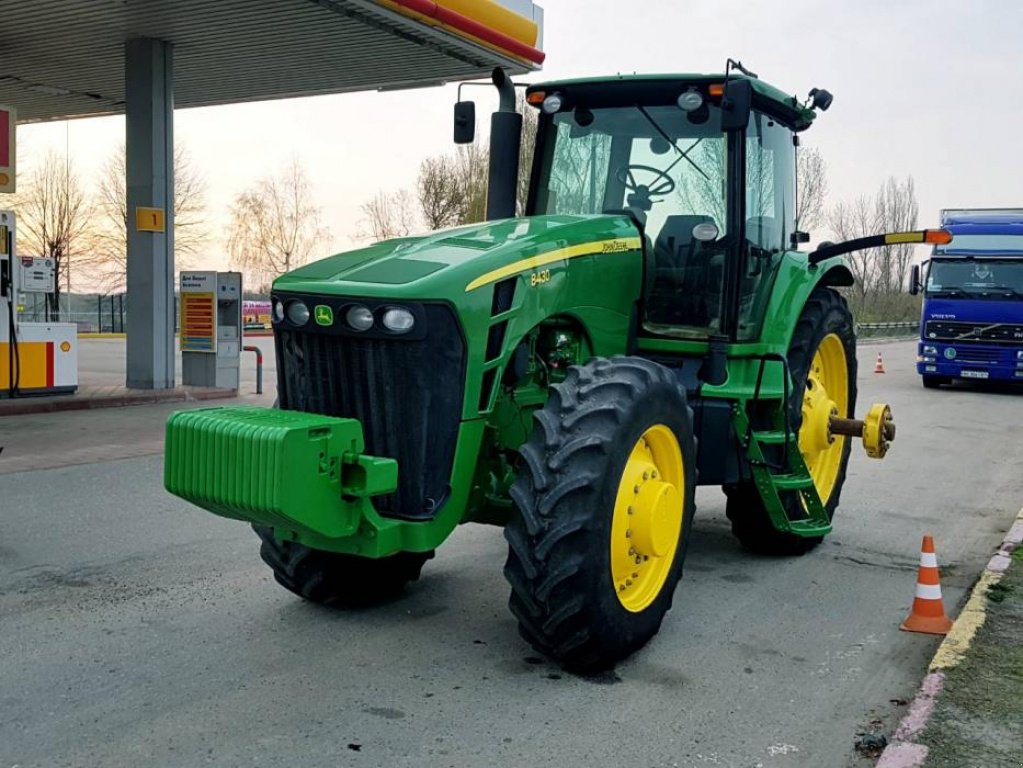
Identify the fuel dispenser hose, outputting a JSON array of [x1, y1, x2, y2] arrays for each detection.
[[5, 289, 19, 397]]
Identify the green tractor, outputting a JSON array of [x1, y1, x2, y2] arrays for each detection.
[[166, 63, 934, 671]]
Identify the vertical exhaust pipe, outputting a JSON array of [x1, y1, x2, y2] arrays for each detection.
[[486, 67, 522, 221]]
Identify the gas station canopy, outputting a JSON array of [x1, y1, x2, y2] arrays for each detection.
[[2, 0, 545, 123]]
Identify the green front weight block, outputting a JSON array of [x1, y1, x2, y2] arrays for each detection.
[[164, 406, 397, 539]]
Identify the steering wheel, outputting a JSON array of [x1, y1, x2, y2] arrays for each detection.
[[615, 165, 677, 197]]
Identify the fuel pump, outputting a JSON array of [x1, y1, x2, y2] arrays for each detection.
[[0, 210, 78, 398]]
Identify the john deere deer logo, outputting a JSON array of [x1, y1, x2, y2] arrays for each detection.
[[314, 305, 334, 326]]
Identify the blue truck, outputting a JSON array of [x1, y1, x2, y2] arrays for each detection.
[[911, 208, 1023, 388]]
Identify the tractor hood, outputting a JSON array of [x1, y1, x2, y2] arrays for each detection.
[[273, 214, 642, 300]]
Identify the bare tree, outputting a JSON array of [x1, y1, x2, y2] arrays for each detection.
[[14, 151, 93, 320], [88, 143, 209, 291], [417, 156, 461, 231], [359, 189, 418, 241], [454, 143, 490, 224], [361, 96, 539, 235], [875, 175, 918, 293], [796, 146, 828, 233], [227, 160, 328, 286], [829, 175, 919, 319], [830, 194, 878, 301]]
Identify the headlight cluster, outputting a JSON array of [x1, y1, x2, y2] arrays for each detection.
[[275, 298, 416, 335], [344, 303, 416, 334], [922, 345, 938, 356], [286, 301, 310, 326]]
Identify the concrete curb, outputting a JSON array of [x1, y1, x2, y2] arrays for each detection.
[[0, 387, 237, 417], [875, 506, 1023, 767]]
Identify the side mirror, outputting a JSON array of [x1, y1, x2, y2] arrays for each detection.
[[720, 79, 752, 132], [790, 230, 811, 247], [454, 101, 476, 144], [909, 264, 921, 296], [809, 88, 834, 111]]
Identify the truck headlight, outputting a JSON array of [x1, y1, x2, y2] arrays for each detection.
[[346, 304, 374, 332], [1017, 350, 1023, 360], [286, 300, 310, 326], [922, 345, 938, 356], [381, 307, 415, 334]]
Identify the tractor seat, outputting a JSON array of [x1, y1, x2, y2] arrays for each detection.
[[647, 215, 717, 326], [654, 215, 715, 274]]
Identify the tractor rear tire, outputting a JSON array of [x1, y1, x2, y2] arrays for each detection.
[[725, 287, 857, 556], [253, 525, 432, 607], [504, 357, 697, 673]]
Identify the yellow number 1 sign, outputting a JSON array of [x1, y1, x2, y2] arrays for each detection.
[[136, 207, 166, 233]]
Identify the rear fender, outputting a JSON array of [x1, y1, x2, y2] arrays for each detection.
[[758, 254, 855, 351]]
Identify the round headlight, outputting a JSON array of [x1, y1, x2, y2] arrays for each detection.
[[541, 93, 563, 114], [381, 307, 415, 334], [273, 300, 285, 322], [286, 300, 310, 326], [346, 304, 375, 332], [677, 89, 704, 112]]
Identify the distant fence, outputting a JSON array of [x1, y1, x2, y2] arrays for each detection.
[[856, 321, 919, 339], [16, 293, 126, 333]]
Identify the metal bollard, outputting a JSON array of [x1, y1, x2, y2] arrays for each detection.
[[243, 345, 263, 394]]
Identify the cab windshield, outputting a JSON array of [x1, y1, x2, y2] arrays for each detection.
[[532, 104, 727, 241], [530, 101, 795, 339]]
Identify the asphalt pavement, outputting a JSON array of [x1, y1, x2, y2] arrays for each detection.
[[1, 340, 1021, 768]]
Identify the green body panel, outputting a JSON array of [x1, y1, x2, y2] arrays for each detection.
[[277, 214, 642, 424]]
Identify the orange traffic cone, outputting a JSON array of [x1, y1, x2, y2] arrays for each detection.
[[874, 353, 886, 374], [900, 535, 954, 635]]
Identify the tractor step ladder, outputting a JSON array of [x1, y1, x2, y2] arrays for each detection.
[[735, 409, 832, 538]]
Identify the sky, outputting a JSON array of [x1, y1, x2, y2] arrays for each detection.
[[17, 0, 1023, 289]]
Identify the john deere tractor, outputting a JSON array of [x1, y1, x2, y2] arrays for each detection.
[[166, 63, 942, 671]]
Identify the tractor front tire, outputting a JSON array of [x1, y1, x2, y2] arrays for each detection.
[[504, 357, 697, 673], [253, 526, 432, 607], [725, 287, 858, 556]]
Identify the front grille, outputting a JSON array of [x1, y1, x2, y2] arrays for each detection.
[[275, 304, 466, 521], [925, 320, 1023, 345], [949, 346, 1003, 364]]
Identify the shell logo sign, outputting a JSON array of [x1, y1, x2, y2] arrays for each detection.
[[0, 105, 14, 194]]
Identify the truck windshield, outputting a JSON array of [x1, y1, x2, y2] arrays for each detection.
[[926, 259, 1023, 298]]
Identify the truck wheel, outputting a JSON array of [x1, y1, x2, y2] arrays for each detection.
[[922, 375, 949, 389], [504, 357, 697, 672], [253, 526, 432, 607], [725, 287, 857, 556]]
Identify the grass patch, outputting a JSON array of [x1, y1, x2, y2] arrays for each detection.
[[919, 555, 1023, 767]]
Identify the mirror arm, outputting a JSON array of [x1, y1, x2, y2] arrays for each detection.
[[808, 229, 952, 266]]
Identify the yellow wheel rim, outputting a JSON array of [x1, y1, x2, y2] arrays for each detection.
[[610, 424, 685, 613], [798, 333, 849, 503]]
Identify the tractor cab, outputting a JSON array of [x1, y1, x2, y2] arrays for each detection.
[[523, 71, 824, 343]]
